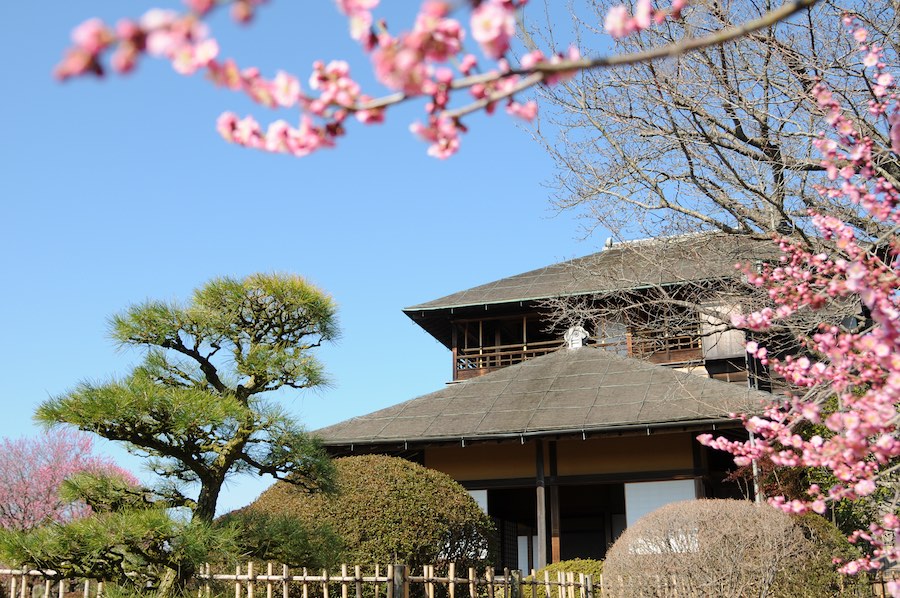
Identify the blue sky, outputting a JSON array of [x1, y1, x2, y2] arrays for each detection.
[[1, 1, 609, 513]]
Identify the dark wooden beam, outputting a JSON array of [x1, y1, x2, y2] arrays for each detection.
[[535, 440, 547, 569], [549, 441, 560, 563]]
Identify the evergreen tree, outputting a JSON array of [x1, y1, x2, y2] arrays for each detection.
[[4, 273, 339, 593]]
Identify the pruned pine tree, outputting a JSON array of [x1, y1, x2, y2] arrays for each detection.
[[13, 273, 339, 593]]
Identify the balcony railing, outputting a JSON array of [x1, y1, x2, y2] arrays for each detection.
[[453, 334, 703, 380], [455, 339, 563, 379], [631, 334, 703, 364]]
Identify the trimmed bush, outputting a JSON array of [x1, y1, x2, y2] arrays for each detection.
[[603, 500, 868, 597], [603, 500, 809, 597], [522, 559, 603, 598], [776, 512, 869, 597], [246, 455, 494, 571]]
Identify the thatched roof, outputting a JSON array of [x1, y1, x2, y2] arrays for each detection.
[[316, 346, 769, 447], [404, 233, 773, 313]]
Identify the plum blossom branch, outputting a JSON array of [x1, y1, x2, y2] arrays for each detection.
[[700, 14, 900, 583], [57, 0, 825, 159]]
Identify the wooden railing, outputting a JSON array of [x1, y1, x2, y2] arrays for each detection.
[[630, 334, 703, 364], [455, 340, 564, 379], [454, 334, 703, 380]]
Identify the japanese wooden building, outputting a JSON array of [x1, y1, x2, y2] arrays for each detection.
[[316, 233, 776, 571]]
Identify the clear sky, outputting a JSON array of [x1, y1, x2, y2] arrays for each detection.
[[1, 1, 609, 513]]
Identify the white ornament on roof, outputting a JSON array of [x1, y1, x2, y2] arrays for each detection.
[[564, 325, 589, 349]]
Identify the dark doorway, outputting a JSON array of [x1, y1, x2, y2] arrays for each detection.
[[559, 484, 626, 560]]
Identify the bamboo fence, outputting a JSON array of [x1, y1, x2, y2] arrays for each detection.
[[0, 565, 596, 598]]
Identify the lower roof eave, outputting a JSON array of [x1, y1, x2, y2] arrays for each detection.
[[318, 416, 745, 453]]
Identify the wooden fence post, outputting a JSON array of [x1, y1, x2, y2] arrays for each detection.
[[282, 564, 290, 598], [448, 563, 456, 598], [510, 570, 523, 598], [583, 576, 592, 598], [355, 565, 362, 598], [392, 565, 407, 598], [387, 565, 394, 598], [342, 565, 349, 598]]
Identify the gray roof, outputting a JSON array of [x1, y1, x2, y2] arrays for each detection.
[[404, 233, 774, 312], [316, 346, 768, 446]]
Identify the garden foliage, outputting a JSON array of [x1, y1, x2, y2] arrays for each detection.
[[602, 499, 866, 597], [246, 455, 494, 572]]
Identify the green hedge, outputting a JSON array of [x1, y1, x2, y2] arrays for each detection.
[[522, 560, 603, 598], [246, 455, 495, 572]]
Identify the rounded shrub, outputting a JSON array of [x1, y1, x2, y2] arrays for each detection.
[[603, 500, 814, 597], [247, 455, 494, 572]]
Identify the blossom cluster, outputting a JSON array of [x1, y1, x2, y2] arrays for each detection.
[[54, 0, 685, 158], [0, 430, 137, 531], [700, 16, 900, 581]]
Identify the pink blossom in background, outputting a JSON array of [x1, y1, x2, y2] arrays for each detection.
[[0, 429, 137, 530]]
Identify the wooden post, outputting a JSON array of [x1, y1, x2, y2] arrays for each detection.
[[426, 565, 434, 598], [468, 568, 476, 598], [375, 565, 381, 598], [392, 565, 406, 598], [510, 570, 523, 598], [530, 570, 537, 598], [58, 578, 65, 598], [248, 562, 256, 598], [282, 565, 290, 598], [235, 564, 242, 598], [206, 564, 212, 598], [302, 568, 309, 598], [486, 568, 494, 598], [387, 565, 394, 598], [535, 441, 548, 569], [10, 574, 15, 598], [323, 569, 330, 598], [44, 578, 51, 598], [342, 564, 349, 598], [584, 576, 592, 598], [267, 562, 274, 598], [543, 571, 550, 598], [448, 563, 456, 598], [566, 572, 574, 598], [355, 565, 362, 598], [19, 574, 26, 598], [548, 441, 560, 564]]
